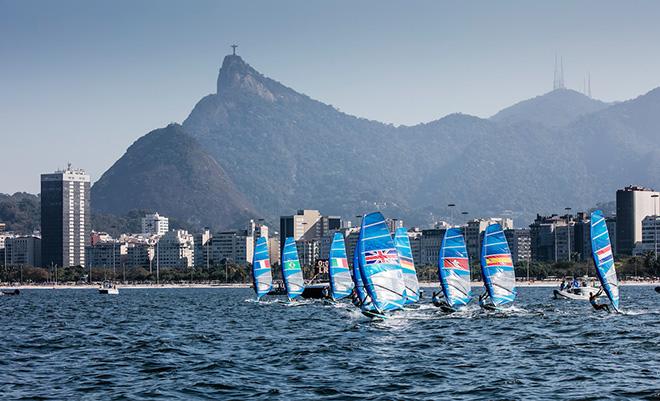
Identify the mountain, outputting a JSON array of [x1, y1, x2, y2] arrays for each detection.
[[92, 54, 659, 228], [91, 124, 255, 229], [491, 88, 609, 127], [0, 192, 40, 233]]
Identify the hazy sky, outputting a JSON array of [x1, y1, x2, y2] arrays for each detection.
[[2, 0, 660, 193]]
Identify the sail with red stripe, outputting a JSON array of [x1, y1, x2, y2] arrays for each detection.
[[480, 223, 516, 306], [438, 227, 471, 308], [590, 210, 620, 311], [394, 227, 419, 304], [251, 236, 272, 300]]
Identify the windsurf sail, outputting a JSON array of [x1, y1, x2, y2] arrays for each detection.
[[394, 227, 419, 304], [590, 210, 620, 312], [438, 227, 472, 308], [358, 212, 406, 312], [281, 237, 305, 300], [329, 232, 354, 300], [352, 231, 368, 305], [480, 223, 516, 306], [252, 236, 272, 299]]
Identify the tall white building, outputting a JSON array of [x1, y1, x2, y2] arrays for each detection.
[[41, 165, 91, 268], [634, 215, 660, 256], [142, 213, 169, 236]]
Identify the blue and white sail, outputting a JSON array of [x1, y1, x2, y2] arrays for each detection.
[[251, 236, 272, 300], [281, 237, 305, 300], [438, 227, 472, 308], [352, 231, 369, 305], [358, 212, 406, 312], [590, 210, 620, 312], [480, 223, 516, 307], [394, 227, 419, 304], [329, 232, 354, 300]]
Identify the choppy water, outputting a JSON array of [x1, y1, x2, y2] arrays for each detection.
[[0, 286, 658, 400]]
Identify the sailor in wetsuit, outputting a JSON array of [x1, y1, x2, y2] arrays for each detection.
[[431, 291, 443, 307], [432, 290, 455, 313], [351, 288, 363, 307], [589, 289, 610, 313], [478, 291, 495, 310]]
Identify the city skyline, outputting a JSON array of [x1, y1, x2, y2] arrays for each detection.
[[3, 1, 660, 193]]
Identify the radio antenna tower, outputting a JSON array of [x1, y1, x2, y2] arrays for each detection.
[[588, 72, 592, 97], [553, 54, 566, 90]]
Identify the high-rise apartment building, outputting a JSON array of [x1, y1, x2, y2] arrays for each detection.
[[41, 166, 91, 268], [141, 213, 169, 236], [279, 210, 341, 253], [616, 186, 660, 255]]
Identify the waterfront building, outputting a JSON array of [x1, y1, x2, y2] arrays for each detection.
[[86, 239, 126, 270], [405, 228, 423, 266], [141, 213, 169, 236], [279, 210, 341, 252], [247, 219, 269, 240], [5, 235, 42, 267], [504, 228, 531, 264], [210, 230, 253, 266], [268, 236, 280, 266], [41, 165, 91, 268], [573, 212, 592, 262], [530, 214, 565, 262], [193, 229, 212, 268], [156, 230, 194, 268], [465, 218, 513, 261], [126, 241, 153, 270], [633, 215, 660, 256], [419, 228, 447, 266], [296, 239, 320, 268], [616, 185, 660, 255]]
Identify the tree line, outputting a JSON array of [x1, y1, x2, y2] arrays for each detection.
[[1, 254, 657, 285]]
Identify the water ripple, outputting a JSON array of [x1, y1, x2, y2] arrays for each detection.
[[0, 286, 658, 400]]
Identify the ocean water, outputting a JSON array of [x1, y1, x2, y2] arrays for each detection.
[[0, 286, 658, 400]]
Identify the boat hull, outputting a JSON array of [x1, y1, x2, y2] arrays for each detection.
[[98, 288, 119, 295], [553, 287, 600, 300], [301, 284, 329, 299]]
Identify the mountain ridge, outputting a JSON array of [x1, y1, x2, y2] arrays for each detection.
[[91, 54, 659, 228]]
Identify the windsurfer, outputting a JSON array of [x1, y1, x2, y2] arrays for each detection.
[[431, 291, 445, 307], [589, 289, 610, 313]]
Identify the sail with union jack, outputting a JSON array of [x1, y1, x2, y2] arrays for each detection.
[[358, 212, 406, 313], [394, 227, 420, 304], [281, 237, 305, 300], [590, 210, 620, 311], [251, 236, 272, 300], [328, 232, 354, 300], [438, 227, 472, 308], [480, 223, 516, 307]]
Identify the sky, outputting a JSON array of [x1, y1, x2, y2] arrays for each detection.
[[2, 0, 660, 193]]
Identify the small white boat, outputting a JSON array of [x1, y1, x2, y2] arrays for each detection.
[[553, 286, 600, 300], [98, 281, 119, 295]]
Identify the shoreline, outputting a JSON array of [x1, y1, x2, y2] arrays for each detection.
[[2, 280, 658, 290]]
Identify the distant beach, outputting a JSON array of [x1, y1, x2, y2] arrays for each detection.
[[2, 280, 658, 290]]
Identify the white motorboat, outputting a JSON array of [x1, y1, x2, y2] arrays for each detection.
[[98, 281, 119, 295], [553, 286, 601, 300]]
